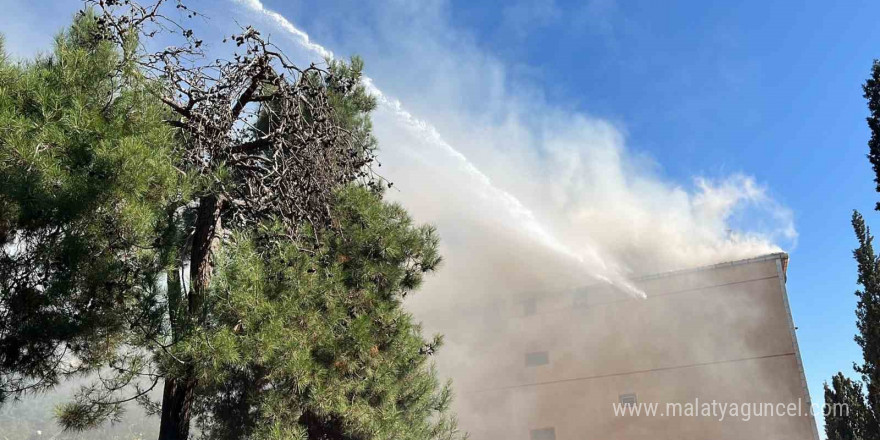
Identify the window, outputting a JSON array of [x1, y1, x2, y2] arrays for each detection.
[[523, 298, 537, 316], [525, 351, 549, 367], [530, 427, 556, 440], [572, 288, 589, 307], [619, 393, 637, 407]]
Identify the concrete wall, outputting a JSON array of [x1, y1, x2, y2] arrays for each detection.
[[447, 254, 818, 440]]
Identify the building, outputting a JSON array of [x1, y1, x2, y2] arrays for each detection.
[[446, 253, 819, 440]]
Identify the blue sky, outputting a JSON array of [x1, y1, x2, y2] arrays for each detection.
[[3, 0, 879, 436]]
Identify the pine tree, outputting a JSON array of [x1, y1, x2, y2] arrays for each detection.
[[0, 11, 185, 406], [190, 186, 459, 440], [0, 4, 464, 439]]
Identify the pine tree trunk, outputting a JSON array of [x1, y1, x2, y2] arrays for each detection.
[[158, 195, 223, 440], [158, 372, 196, 440]]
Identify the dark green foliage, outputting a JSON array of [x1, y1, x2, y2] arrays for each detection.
[[825, 373, 878, 440], [326, 57, 379, 163], [0, 12, 184, 405], [823, 60, 880, 440], [853, 210, 880, 421], [864, 60, 880, 210], [0, 6, 463, 440], [825, 213, 880, 440], [190, 186, 457, 439]]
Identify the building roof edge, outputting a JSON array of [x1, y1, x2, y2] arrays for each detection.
[[633, 252, 789, 283]]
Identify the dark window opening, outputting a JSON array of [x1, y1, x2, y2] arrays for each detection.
[[530, 427, 556, 440], [619, 393, 637, 407], [525, 351, 549, 367], [572, 288, 589, 307]]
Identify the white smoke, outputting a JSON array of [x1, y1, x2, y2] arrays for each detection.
[[234, 0, 654, 297], [231, 0, 795, 287]]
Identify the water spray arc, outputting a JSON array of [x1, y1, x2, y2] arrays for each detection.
[[233, 0, 646, 299]]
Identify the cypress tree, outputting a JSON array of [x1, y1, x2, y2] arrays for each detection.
[[826, 373, 877, 440], [863, 60, 880, 211], [824, 60, 880, 440], [853, 210, 880, 426]]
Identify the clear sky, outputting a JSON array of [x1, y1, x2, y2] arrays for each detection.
[[2, 0, 879, 437]]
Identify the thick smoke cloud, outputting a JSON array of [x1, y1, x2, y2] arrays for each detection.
[[234, 0, 796, 288], [230, 7, 804, 436]]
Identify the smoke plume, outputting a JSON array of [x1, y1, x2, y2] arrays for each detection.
[[233, 0, 795, 288]]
